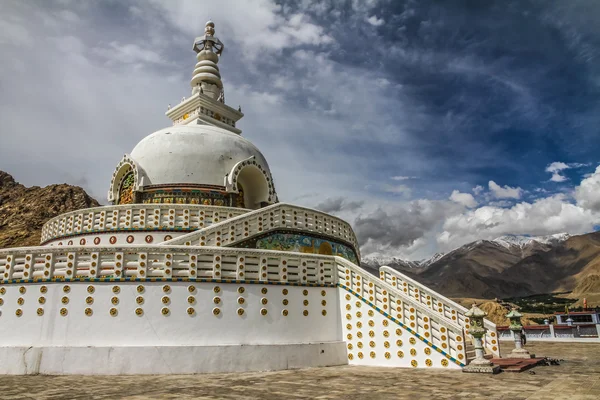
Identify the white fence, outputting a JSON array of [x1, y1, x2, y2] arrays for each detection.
[[40, 204, 249, 244], [164, 203, 360, 257], [380, 266, 500, 357]]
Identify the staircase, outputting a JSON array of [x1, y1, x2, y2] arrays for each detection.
[[380, 267, 500, 359]]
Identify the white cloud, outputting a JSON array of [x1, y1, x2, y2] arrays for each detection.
[[438, 194, 598, 251], [575, 165, 600, 211], [472, 185, 484, 195], [381, 184, 411, 196], [545, 161, 590, 182], [449, 190, 477, 208], [93, 41, 169, 66], [488, 180, 522, 199], [546, 161, 569, 182], [147, 0, 334, 59], [391, 176, 415, 181], [549, 173, 567, 182], [367, 15, 385, 26], [546, 161, 569, 173]]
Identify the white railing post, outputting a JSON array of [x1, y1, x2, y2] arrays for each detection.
[[164, 253, 173, 278], [66, 252, 76, 279], [137, 252, 147, 279], [90, 252, 99, 278], [213, 253, 221, 279], [114, 251, 124, 279]]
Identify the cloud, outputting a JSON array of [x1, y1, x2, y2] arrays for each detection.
[[353, 199, 460, 257], [438, 194, 598, 251], [314, 197, 363, 214], [546, 161, 569, 182], [488, 181, 522, 199], [367, 15, 384, 26], [545, 161, 590, 182], [549, 173, 567, 182], [93, 41, 170, 66], [546, 161, 569, 173], [449, 190, 477, 208], [575, 166, 600, 211], [381, 184, 411, 196], [390, 176, 416, 181], [472, 185, 484, 195]]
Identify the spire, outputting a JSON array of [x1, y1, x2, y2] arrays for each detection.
[[191, 21, 225, 100], [166, 21, 243, 133]]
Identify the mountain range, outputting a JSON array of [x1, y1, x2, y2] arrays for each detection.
[[363, 232, 600, 303]]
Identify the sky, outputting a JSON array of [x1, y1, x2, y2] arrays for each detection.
[[1, 0, 600, 261]]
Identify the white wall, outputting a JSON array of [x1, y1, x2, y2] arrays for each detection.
[[0, 282, 341, 346]]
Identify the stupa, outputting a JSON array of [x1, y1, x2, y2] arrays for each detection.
[[0, 22, 499, 375]]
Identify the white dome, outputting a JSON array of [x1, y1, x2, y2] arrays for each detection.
[[130, 124, 271, 188]]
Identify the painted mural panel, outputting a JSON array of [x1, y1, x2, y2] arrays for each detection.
[[255, 233, 358, 264]]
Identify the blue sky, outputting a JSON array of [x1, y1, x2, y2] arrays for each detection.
[[1, 0, 600, 260]]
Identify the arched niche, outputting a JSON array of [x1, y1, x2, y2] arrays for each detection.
[[236, 166, 270, 209], [226, 156, 277, 209], [107, 155, 143, 204]]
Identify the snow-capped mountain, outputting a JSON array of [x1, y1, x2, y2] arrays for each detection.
[[360, 231, 583, 299], [362, 233, 571, 271], [491, 233, 571, 249]]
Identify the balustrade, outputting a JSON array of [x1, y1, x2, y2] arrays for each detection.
[[0, 246, 336, 286], [40, 204, 249, 244], [337, 258, 467, 363], [380, 266, 500, 357], [164, 203, 360, 256]]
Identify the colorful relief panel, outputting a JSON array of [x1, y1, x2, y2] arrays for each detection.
[[251, 233, 358, 264], [118, 172, 134, 205], [140, 190, 234, 206]]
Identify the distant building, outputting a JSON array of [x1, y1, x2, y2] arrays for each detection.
[[554, 310, 600, 325]]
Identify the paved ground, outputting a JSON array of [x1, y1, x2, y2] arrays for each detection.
[[0, 342, 598, 400]]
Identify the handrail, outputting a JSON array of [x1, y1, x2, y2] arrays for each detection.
[[380, 266, 500, 357], [0, 245, 337, 285], [337, 258, 467, 363], [162, 202, 361, 258], [40, 204, 250, 244]]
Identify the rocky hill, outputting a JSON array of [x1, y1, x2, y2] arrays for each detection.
[[0, 171, 100, 248]]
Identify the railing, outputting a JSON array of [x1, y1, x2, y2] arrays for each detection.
[[163, 203, 360, 258], [338, 258, 467, 364], [0, 245, 468, 366], [40, 204, 250, 244], [380, 266, 500, 357], [498, 324, 600, 341], [0, 245, 336, 285]]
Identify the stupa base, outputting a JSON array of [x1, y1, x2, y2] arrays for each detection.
[[0, 342, 348, 375]]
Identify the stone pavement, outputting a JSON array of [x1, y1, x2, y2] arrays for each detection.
[[0, 342, 598, 399]]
